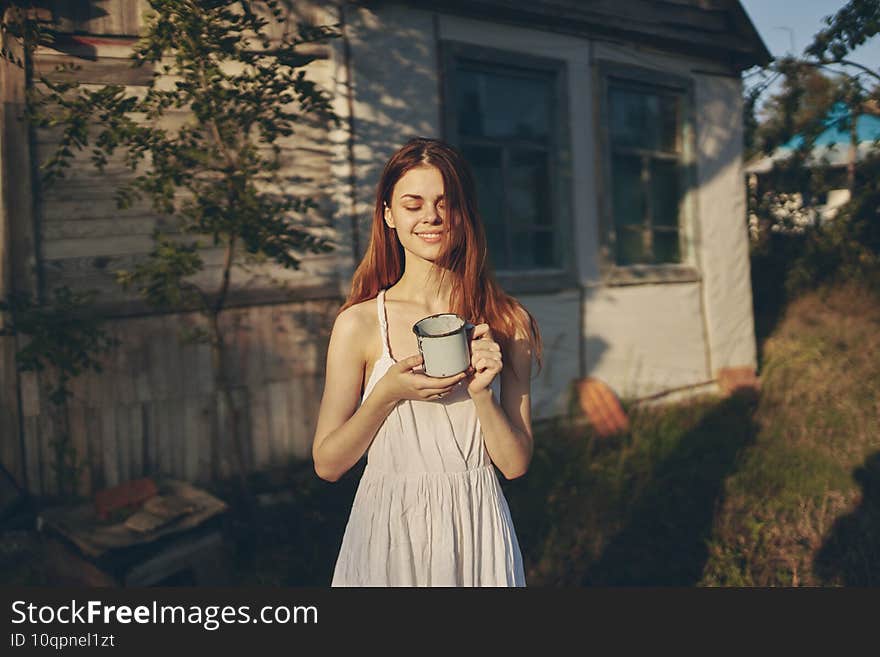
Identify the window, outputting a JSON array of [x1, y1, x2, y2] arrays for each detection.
[[442, 43, 572, 290], [599, 63, 696, 277]]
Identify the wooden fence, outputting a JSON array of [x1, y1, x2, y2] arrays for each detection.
[[8, 298, 338, 497]]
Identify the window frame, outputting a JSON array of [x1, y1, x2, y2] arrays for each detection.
[[440, 40, 576, 294], [595, 60, 701, 286]]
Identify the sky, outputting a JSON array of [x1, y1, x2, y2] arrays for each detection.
[[739, 0, 880, 69], [738, 1, 879, 112]]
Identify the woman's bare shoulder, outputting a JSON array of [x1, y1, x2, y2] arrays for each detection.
[[333, 297, 375, 336], [332, 296, 379, 364]]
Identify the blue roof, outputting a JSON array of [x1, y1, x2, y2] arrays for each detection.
[[783, 102, 880, 150]]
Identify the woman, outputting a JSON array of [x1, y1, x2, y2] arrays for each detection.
[[312, 137, 544, 586]]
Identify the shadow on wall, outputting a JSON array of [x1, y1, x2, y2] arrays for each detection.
[[34, 1, 108, 58], [583, 333, 645, 401], [814, 451, 880, 586], [342, 4, 445, 262]]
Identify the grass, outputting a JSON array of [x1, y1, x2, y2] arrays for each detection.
[[2, 281, 878, 586], [700, 281, 880, 586], [504, 280, 879, 587]]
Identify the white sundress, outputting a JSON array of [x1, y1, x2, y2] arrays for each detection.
[[330, 288, 526, 587]]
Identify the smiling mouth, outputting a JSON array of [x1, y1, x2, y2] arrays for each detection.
[[416, 232, 443, 243]]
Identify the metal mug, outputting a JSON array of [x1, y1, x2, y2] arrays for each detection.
[[412, 313, 475, 377]]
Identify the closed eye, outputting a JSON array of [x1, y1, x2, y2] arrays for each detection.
[[406, 205, 445, 212]]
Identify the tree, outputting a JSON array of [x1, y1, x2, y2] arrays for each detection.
[[26, 1, 340, 496], [746, 0, 879, 150], [743, 0, 879, 295]]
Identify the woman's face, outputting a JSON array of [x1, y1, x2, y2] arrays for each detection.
[[384, 164, 447, 259]]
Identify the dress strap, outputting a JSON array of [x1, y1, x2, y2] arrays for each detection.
[[377, 288, 392, 360]]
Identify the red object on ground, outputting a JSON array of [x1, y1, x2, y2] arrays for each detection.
[[576, 377, 630, 437], [94, 478, 159, 521]]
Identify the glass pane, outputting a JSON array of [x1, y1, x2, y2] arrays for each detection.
[[487, 226, 508, 269], [653, 230, 680, 263], [651, 159, 680, 228], [610, 86, 653, 149], [512, 230, 555, 268], [463, 145, 508, 269], [615, 226, 646, 265], [464, 145, 504, 225], [610, 85, 678, 153], [509, 149, 550, 229], [612, 153, 644, 227], [457, 69, 484, 138], [457, 66, 552, 140], [512, 230, 535, 269], [534, 231, 555, 267]]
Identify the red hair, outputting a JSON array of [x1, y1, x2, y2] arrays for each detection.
[[339, 137, 544, 380]]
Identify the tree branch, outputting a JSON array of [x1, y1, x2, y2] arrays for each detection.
[[812, 57, 880, 83]]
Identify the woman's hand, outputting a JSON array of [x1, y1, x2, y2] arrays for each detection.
[[464, 323, 502, 399], [374, 354, 468, 404]]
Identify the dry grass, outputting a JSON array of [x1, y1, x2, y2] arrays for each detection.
[[701, 281, 880, 586], [502, 281, 880, 587]]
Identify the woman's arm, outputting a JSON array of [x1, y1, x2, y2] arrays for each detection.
[[311, 306, 397, 482], [472, 321, 534, 480], [312, 304, 469, 481]]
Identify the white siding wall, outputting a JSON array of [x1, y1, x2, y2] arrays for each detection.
[[694, 75, 758, 374], [584, 283, 710, 399]]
